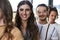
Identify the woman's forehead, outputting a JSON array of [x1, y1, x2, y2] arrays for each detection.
[[19, 4, 30, 9]]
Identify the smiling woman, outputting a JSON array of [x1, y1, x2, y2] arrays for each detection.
[[15, 1, 40, 40]]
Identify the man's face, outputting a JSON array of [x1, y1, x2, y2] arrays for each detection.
[[36, 6, 48, 21]]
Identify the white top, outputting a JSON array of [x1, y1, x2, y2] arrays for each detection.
[[50, 23, 60, 40], [37, 22, 59, 40]]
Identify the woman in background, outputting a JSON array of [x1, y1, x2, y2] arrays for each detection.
[[0, 0, 24, 40], [48, 7, 60, 40], [48, 7, 58, 24], [15, 1, 40, 40]]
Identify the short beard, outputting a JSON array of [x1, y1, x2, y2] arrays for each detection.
[[40, 18, 47, 21]]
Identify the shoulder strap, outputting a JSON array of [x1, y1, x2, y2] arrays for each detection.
[[45, 24, 50, 40], [51, 27, 55, 37], [40, 26, 43, 34]]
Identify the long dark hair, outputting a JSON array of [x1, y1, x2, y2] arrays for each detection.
[[15, 1, 39, 40], [0, 0, 13, 40]]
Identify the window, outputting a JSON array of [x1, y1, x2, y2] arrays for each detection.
[[9, 0, 22, 11], [33, 0, 48, 8], [9, 0, 22, 21]]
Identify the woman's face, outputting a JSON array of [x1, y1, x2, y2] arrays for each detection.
[[0, 9, 3, 19], [18, 4, 31, 21], [49, 11, 57, 23]]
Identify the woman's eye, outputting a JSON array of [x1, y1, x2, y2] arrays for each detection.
[[26, 9, 30, 11], [20, 9, 23, 11]]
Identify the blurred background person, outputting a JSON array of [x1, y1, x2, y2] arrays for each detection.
[[36, 4, 58, 40], [48, 7, 60, 40], [36, 4, 48, 25], [0, 0, 24, 40]]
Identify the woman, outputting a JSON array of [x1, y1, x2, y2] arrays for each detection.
[[48, 7, 58, 24], [48, 7, 59, 40], [0, 0, 24, 40], [15, 1, 40, 40]]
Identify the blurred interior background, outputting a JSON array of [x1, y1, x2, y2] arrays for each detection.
[[9, 0, 60, 24]]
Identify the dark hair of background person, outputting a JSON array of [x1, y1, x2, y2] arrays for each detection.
[[49, 7, 58, 18], [36, 4, 48, 11], [15, 1, 39, 40], [0, 0, 13, 40]]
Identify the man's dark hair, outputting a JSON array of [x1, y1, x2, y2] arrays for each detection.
[[37, 4, 48, 11]]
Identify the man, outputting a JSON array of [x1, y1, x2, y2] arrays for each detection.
[[36, 4, 48, 25], [36, 4, 58, 40]]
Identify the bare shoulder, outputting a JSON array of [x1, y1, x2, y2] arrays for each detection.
[[11, 26, 24, 40]]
